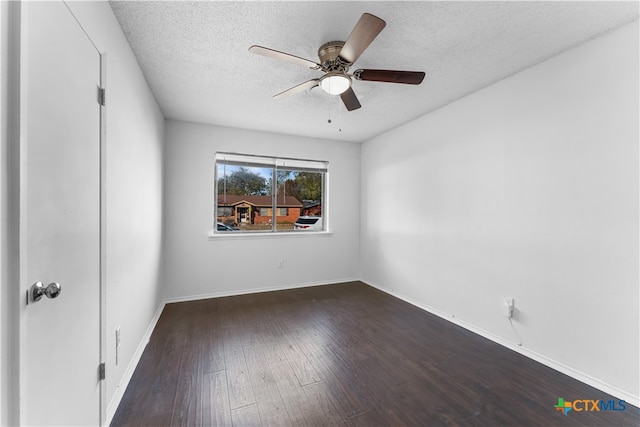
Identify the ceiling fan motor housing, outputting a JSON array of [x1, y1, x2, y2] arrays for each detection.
[[318, 41, 350, 73]]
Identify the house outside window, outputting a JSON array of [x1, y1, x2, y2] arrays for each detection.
[[214, 152, 327, 233]]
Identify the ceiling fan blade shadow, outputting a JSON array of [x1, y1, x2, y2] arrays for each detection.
[[340, 87, 361, 111], [338, 13, 386, 64], [274, 79, 320, 99], [249, 45, 320, 69], [354, 69, 425, 85]]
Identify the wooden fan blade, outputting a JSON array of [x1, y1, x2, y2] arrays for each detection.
[[338, 13, 386, 64], [249, 45, 320, 69], [340, 87, 361, 111], [354, 69, 425, 84], [274, 79, 319, 99]]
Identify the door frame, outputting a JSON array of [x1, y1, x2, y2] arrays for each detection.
[[15, 1, 107, 425], [1, 1, 23, 424], [98, 51, 108, 427]]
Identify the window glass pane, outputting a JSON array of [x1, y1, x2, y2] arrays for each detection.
[[217, 207, 233, 217], [217, 163, 273, 232], [214, 153, 326, 234], [277, 169, 323, 232]]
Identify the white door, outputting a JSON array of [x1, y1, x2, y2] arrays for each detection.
[[20, 1, 102, 425]]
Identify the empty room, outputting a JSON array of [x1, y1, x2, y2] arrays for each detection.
[[1, 1, 638, 426]]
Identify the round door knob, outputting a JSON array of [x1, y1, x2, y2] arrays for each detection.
[[29, 281, 62, 303], [30, 282, 45, 302], [45, 282, 62, 299]]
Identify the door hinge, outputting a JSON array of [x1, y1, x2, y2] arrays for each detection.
[[98, 362, 106, 380], [98, 87, 106, 106]]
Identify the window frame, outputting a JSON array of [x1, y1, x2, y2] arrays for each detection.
[[213, 152, 328, 235]]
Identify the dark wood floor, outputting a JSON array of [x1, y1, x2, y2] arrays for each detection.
[[111, 281, 639, 426]]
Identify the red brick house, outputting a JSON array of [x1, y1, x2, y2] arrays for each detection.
[[217, 194, 302, 225]]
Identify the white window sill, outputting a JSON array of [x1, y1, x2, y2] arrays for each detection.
[[208, 231, 333, 240]]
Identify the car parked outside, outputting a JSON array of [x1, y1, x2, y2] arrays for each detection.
[[294, 216, 323, 231], [216, 222, 238, 231]]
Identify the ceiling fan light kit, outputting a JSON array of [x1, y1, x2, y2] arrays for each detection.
[[249, 12, 425, 111], [320, 73, 351, 95]]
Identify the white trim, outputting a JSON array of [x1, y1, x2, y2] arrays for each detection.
[[362, 279, 640, 409], [2, 3, 21, 424], [208, 230, 333, 240], [17, 0, 29, 421], [215, 152, 328, 173], [163, 278, 358, 304], [0, 2, 6, 423], [98, 51, 108, 427]]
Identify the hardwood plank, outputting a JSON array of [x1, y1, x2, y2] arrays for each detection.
[[243, 344, 292, 426], [301, 381, 343, 426], [230, 403, 261, 427], [279, 339, 321, 386], [251, 305, 288, 364], [204, 326, 226, 374], [170, 339, 203, 426], [222, 327, 256, 410], [205, 370, 233, 427], [269, 359, 317, 426], [295, 337, 372, 419]]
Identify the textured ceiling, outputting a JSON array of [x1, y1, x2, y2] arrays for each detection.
[[109, 1, 638, 143]]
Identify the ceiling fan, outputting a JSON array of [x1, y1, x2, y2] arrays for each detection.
[[249, 13, 425, 112]]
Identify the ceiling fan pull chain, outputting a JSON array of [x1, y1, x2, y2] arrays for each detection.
[[338, 97, 344, 132]]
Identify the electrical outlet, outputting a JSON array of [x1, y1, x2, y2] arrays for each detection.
[[115, 327, 121, 365], [503, 297, 515, 318]]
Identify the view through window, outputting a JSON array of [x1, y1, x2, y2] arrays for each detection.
[[214, 153, 327, 233]]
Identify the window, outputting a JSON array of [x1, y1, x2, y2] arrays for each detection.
[[217, 207, 233, 216], [214, 152, 327, 233]]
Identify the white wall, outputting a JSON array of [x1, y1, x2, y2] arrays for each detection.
[[56, 1, 165, 422], [162, 121, 360, 300], [361, 20, 639, 404]]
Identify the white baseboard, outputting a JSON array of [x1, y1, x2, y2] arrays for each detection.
[[163, 277, 360, 304], [362, 279, 640, 409], [104, 301, 165, 427]]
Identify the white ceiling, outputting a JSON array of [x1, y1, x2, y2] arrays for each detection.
[[109, 1, 638, 143]]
